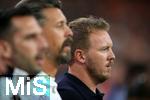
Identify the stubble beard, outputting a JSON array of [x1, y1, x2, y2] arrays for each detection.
[[86, 58, 108, 85]]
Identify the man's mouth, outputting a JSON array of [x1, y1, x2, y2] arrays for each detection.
[[35, 54, 45, 66], [62, 46, 71, 53], [106, 62, 114, 68], [62, 36, 73, 49]]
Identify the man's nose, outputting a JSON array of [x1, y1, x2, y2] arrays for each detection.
[[108, 49, 115, 62], [64, 25, 73, 37], [38, 35, 48, 50]]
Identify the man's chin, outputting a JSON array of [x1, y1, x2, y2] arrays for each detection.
[[96, 76, 108, 84], [57, 53, 71, 64], [36, 59, 45, 67], [58, 46, 71, 64]]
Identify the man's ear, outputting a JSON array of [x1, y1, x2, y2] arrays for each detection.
[[0, 40, 12, 59], [74, 49, 86, 63]]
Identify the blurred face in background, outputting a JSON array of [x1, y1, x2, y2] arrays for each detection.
[[41, 7, 73, 64], [10, 16, 48, 73], [85, 30, 115, 84]]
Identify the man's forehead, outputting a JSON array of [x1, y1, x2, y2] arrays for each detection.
[[90, 30, 113, 45], [42, 8, 66, 21], [11, 17, 42, 36]]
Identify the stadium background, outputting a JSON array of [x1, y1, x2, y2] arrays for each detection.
[[0, 0, 149, 99]]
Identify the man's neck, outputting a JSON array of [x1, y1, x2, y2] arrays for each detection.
[[68, 63, 97, 93], [42, 58, 57, 77]]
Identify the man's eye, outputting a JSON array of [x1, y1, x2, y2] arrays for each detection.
[[57, 21, 66, 28], [25, 34, 37, 40], [57, 24, 63, 27], [100, 47, 109, 51]]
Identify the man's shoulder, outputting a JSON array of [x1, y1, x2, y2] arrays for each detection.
[[58, 73, 85, 91], [58, 74, 73, 89], [58, 73, 85, 100], [58, 85, 84, 100]]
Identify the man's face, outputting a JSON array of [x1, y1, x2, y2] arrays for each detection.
[[11, 16, 48, 73], [41, 8, 73, 64], [85, 30, 115, 84]]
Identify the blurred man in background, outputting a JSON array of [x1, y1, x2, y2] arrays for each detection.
[[0, 6, 48, 100], [15, 0, 73, 99], [0, 6, 48, 75], [16, 0, 73, 77]]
